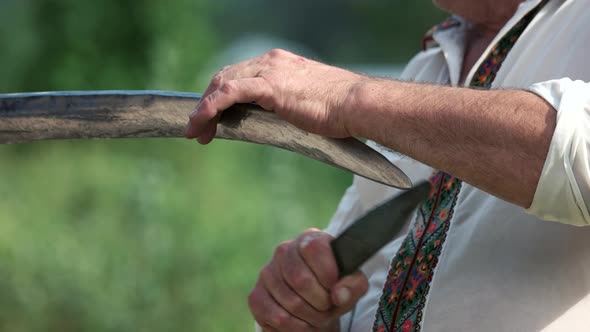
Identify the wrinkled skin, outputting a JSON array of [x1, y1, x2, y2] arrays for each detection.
[[185, 1, 530, 331], [185, 49, 367, 144], [185, 49, 370, 331], [247, 229, 368, 331], [433, 0, 523, 33]]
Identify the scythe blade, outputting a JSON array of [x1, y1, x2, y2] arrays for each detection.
[[0, 90, 411, 188]]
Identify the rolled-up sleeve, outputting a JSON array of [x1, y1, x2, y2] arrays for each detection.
[[527, 78, 590, 226]]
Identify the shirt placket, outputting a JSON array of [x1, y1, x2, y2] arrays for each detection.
[[371, 2, 549, 331]]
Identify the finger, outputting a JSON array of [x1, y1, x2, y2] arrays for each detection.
[[196, 114, 219, 144], [194, 67, 229, 113], [297, 230, 339, 290], [261, 262, 332, 328], [185, 77, 274, 140], [201, 71, 224, 101], [278, 238, 332, 312], [248, 280, 315, 332], [219, 57, 264, 81], [186, 87, 221, 140], [258, 322, 278, 332], [185, 64, 243, 140], [330, 271, 369, 315], [197, 56, 263, 106]]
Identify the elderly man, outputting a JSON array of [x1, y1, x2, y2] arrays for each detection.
[[186, 0, 590, 330]]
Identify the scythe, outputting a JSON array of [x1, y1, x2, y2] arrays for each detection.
[[0, 90, 411, 188]]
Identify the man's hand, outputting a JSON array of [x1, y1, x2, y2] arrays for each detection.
[[249, 229, 369, 331], [187, 49, 556, 217], [185, 49, 366, 144]]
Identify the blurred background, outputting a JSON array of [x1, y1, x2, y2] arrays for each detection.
[[0, 0, 446, 330]]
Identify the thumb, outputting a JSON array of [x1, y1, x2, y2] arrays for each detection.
[[329, 271, 369, 316]]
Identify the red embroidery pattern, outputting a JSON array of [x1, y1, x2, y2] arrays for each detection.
[[373, 3, 546, 331], [373, 173, 461, 332]]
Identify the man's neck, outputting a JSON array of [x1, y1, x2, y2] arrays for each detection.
[[445, 0, 522, 32], [459, 28, 500, 85], [435, 0, 522, 84]]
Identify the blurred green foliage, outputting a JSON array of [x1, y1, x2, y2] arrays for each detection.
[[0, 0, 444, 330]]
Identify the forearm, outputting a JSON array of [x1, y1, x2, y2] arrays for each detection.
[[346, 79, 556, 207]]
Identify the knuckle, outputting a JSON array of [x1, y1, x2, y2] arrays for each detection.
[[274, 241, 290, 258], [289, 271, 313, 290], [211, 73, 223, 88], [259, 265, 273, 282], [285, 295, 305, 314], [299, 233, 328, 255], [268, 48, 286, 57], [271, 310, 290, 329], [188, 109, 199, 121], [198, 97, 216, 117], [202, 93, 215, 107], [219, 81, 235, 94], [310, 238, 330, 256], [205, 92, 216, 102], [304, 228, 322, 234], [315, 297, 332, 312]]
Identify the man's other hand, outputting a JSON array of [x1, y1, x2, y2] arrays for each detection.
[[248, 229, 369, 331], [185, 49, 366, 144]]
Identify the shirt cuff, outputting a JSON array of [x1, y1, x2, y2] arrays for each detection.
[[527, 78, 590, 226]]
